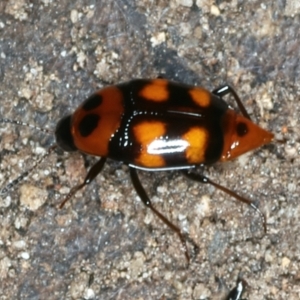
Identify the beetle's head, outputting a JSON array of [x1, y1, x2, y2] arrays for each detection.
[[55, 115, 77, 152]]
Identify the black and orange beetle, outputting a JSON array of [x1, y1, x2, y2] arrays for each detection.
[[1, 79, 274, 262]]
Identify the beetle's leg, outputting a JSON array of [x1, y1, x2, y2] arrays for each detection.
[[129, 167, 193, 263], [215, 275, 247, 300], [182, 171, 267, 233], [212, 85, 251, 120], [226, 277, 247, 300], [59, 157, 107, 208]]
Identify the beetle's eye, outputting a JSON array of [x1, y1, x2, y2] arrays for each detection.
[[236, 122, 248, 137]]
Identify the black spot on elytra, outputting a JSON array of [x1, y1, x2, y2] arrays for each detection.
[[236, 122, 248, 137], [82, 94, 103, 111], [79, 114, 100, 137]]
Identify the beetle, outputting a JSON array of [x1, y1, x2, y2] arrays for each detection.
[[1, 79, 274, 262]]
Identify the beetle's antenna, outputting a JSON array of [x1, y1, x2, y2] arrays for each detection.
[[0, 117, 55, 195], [0, 118, 53, 135], [0, 144, 57, 195]]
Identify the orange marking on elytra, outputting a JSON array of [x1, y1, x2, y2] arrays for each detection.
[[182, 127, 208, 164], [139, 79, 169, 102], [133, 121, 166, 167], [189, 87, 211, 107]]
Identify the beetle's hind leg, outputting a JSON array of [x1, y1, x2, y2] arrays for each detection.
[[212, 85, 251, 120], [129, 167, 198, 264], [182, 170, 267, 234], [59, 157, 107, 208]]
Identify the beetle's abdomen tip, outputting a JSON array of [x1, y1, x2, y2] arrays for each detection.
[[221, 110, 274, 161]]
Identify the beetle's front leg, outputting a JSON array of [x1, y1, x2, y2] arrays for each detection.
[[59, 157, 107, 208]]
